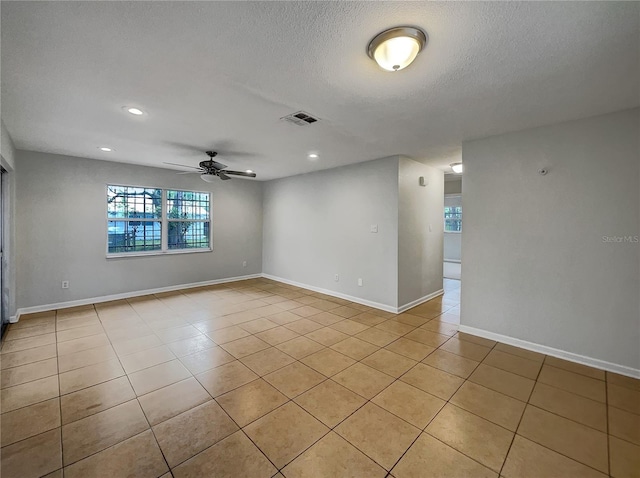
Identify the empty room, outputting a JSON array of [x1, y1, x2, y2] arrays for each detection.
[[0, 2, 638, 478]]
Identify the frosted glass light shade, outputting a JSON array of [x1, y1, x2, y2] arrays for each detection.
[[368, 27, 427, 72]]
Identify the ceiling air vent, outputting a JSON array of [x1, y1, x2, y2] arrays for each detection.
[[281, 111, 319, 126]]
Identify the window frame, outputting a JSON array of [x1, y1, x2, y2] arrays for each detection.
[[444, 194, 462, 234], [106, 184, 212, 258]]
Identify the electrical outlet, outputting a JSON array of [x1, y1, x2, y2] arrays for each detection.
[[242, 261, 247, 267], [334, 274, 339, 282], [358, 278, 363, 286], [61, 281, 69, 289], [370, 224, 378, 233]]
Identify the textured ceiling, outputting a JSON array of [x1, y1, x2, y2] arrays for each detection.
[[2, 1, 638, 180]]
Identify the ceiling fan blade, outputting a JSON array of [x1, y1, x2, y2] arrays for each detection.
[[163, 161, 202, 170], [223, 170, 257, 178], [176, 171, 202, 175], [218, 172, 231, 180]]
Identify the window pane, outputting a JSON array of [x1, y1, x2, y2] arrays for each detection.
[[444, 206, 462, 232], [107, 185, 162, 219], [168, 221, 210, 249], [108, 221, 161, 253], [167, 190, 210, 220]]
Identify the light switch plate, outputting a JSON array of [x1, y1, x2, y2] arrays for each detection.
[[370, 225, 378, 233]]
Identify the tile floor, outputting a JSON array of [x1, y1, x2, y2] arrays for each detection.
[[1, 278, 638, 478]]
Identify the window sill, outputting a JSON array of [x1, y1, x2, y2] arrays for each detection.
[[106, 248, 212, 259], [444, 231, 462, 234]]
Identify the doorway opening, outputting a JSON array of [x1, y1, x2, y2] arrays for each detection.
[[444, 174, 462, 281]]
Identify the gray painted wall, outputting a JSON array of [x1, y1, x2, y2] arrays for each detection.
[[262, 157, 399, 308], [444, 178, 462, 195], [461, 108, 640, 370], [16, 151, 263, 309], [1, 121, 17, 319], [398, 157, 444, 307]]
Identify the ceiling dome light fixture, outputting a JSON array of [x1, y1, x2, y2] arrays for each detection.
[[122, 106, 145, 116], [98, 147, 114, 152], [450, 162, 463, 174], [367, 26, 428, 72], [308, 153, 319, 159]]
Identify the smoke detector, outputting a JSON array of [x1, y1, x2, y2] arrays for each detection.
[[281, 111, 319, 126]]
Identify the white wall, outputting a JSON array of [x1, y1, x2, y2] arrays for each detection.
[[398, 157, 444, 307], [461, 108, 640, 372], [16, 151, 263, 309], [444, 178, 462, 195], [1, 121, 16, 170], [263, 157, 399, 308]]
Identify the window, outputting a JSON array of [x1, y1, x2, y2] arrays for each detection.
[[444, 195, 462, 232], [107, 185, 211, 256]]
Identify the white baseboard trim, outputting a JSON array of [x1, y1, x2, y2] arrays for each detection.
[[261, 273, 400, 313], [397, 289, 445, 314], [14, 274, 262, 321], [459, 325, 640, 379]]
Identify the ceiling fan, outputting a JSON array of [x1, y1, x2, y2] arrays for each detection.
[[164, 151, 257, 182]]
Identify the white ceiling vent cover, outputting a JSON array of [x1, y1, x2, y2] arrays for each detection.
[[280, 111, 319, 126]]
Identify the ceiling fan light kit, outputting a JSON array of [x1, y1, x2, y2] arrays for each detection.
[[368, 26, 428, 71]]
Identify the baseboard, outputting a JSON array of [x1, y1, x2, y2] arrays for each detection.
[[14, 273, 262, 321], [261, 273, 399, 313], [397, 289, 444, 314], [459, 325, 640, 379]]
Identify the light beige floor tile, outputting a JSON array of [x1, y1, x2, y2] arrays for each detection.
[[372, 380, 445, 429], [329, 319, 370, 335], [119, 344, 176, 374], [426, 403, 513, 472], [450, 381, 525, 431], [545, 356, 605, 380], [483, 349, 542, 380], [307, 311, 343, 326], [254, 325, 300, 345], [610, 435, 640, 478], [166, 334, 216, 357], [404, 329, 450, 348], [244, 401, 329, 468], [517, 405, 608, 473], [216, 378, 288, 426], [468, 364, 534, 401], [304, 326, 349, 346], [63, 430, 168, 478], [138, 377, 211, 426], [423, 349, 479, 378], [112, 334, 162, 357], [59, 359, 125, 395], [0, 343, 57, 370], [501, 435, 607, 478], [5, 323, 55, 340], [456, 332, 497, 348], [220, 335, 271, 359], [0, 357, 58, 389], [1, 375, 59, 412], [392, 432, 497, 478], [333, 362, 395, 399], [61, 376, 135, 424], [1, 333, 57, 354], [56, 334, 111, 356], [57, 345, 117, 373], [128, 359, 191, 396], [375, 320, 416, 336], [56, 324, 104, 343], [282, 431, 386, 478], [178, 346, 235, 374], [529, 382, 606, 431], [275, 336, 324, 359], [195, 360, 258, 396], [301, 348, 356, 377], [171, 430, 277, 478], [331, 305, 361, 319], [0, 428, 62, 478], [153, 400, 238, 467], [264, 362, 326, 398], [362, 348, 417, 378], [419, 319, 458, 336], [205, 325, 252, 344], [238, 318, 279, 334], [268, 310, 303, 325], [240, 346, 296, 376], [335, 402, 420, 470], [330, 336, 379, 360], [395, 313, 430, 327], [154, 324, 202, 343], [56, 316, 101, 332], [351, 312, 388, 327], [284, 318, 325, 335], [385, 337, 435, 361], [294, 380, 366, 427], [608, 383, 640, 415], [537, 364, 606, 402], [1, 397, 60, 447], [494, 343, 545, 363], [400, 363, 464, 400], [61, 399, 149, 465], [440, 337, 492, 361], [355, 327, 399, 347], [609, 406, 640, 445], [607, 372, 640, 391]]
